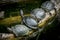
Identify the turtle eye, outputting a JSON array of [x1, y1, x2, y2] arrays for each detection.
[[31, 8, 46, 20], [41, 1, 55, 11]]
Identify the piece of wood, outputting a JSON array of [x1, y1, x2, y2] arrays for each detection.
[[0, 0, 39, 4], [0, 14, 30, 26]]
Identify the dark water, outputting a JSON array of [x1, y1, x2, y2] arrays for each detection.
[[39, 19, 60, 40]]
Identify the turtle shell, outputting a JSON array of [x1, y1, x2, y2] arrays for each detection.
[[41, 1, 55, 11], [31, 8, 46, 20], [10, 25, 30, 37], [23, 16, 38, 30]]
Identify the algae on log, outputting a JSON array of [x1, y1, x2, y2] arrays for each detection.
[[0, 0, 29, 4], [0, 14, 30, 26], [0, 0, 42, 4], [0, 16, 21, 26]]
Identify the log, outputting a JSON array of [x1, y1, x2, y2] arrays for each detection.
[[0, 14, 30, 26], [0, 0, 40, 4]]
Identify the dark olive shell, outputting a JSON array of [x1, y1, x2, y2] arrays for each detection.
[[10, 25, 30, 37], [41, 1, 55, 11], [23, 16, 38, 30]]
